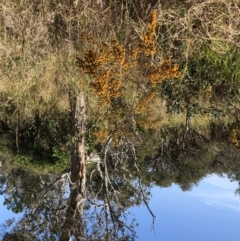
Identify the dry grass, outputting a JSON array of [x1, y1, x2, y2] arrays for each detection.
[[147, 0, 240, 73], [1, 0, 240, 130]]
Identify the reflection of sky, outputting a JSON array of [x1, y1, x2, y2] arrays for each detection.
[[130, 174, 240, 241], [1, 175, 240, 240], [0, 195, 14, 221], [0, 195, 22, 234]]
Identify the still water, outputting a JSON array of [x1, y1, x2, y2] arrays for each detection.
[[1, 172, 240, 240], [1, 123, 240, 240], [131, 174, 240, 241]]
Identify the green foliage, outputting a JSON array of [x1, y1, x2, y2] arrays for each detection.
[[160, 76, 224, 119], [52, 147, 68, 162], [3, 192, 23, 214], [14, 153, 69, 174]]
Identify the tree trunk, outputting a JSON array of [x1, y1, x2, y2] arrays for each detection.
[[60, 91, 87, 241]]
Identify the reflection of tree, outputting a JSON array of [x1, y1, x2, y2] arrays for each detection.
[[3, 120, 240, 239], [210, 143, 240, 196], [0, 168, 138, 240], [0, 167, 68, 240], [0, 136, 152, 240], [143, 125, 240, 193]]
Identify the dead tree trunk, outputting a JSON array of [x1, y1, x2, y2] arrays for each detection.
[[60, 91, 87, 241]]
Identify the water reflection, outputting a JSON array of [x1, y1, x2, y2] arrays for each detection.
[[1, 125, 240, 240], [131, 175, 240, 241], [1, 173, 240, 240], [192, 175, 240, 211], [0, 154, 149, 240]]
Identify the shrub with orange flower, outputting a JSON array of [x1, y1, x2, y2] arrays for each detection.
[[77, 10, 180, 144]]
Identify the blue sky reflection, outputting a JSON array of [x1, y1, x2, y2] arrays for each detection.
[[130, 174, 240, 241], [0, 174, 240, 240]]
